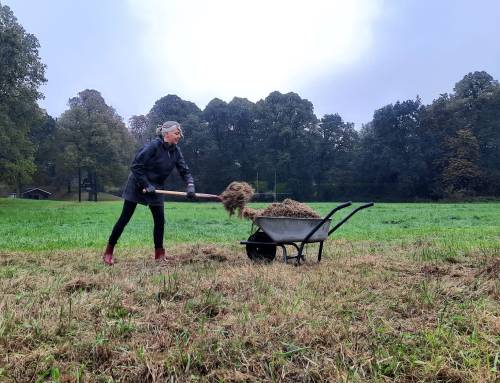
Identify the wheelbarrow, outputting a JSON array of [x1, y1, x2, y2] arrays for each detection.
[[240, 201, 374, 265]]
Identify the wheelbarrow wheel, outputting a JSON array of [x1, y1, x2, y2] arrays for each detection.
[[246, 231, 276, 262]]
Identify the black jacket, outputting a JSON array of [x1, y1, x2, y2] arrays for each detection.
[[122, 138, 194, 206]]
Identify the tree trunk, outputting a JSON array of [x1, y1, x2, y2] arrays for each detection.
[[87, 170, 98, 202], [78, 167, 82, 202], [16, 173, 21, 198], [94, 172, 98, 202], [87, 174, 92, 201]]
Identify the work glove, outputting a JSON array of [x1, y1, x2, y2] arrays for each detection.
[[144, 184, 156, 195], [186, 183, 196, 200]]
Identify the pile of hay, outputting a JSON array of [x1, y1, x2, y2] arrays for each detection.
[[220, 181, 321, 220], [243, 199, 321, 221], [221, 181, 255, 217], [242, 207, 261, 221]]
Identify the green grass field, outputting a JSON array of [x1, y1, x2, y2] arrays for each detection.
[[1, 199, 499, 254], [0, 199, 499, 382]]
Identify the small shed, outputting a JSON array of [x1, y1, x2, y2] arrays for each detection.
[[22, 188, 52, 200]]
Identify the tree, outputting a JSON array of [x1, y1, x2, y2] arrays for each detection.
[[440, 129, 482, 196], [202, 98, 230, 152], [147, 94, 201, 135], [128, 114, 149, 147], [198, 97, 259, 191], [476, 85, 500, 194], [315, 114, 358, 199], [357, 98, 427, 199], [254, 91, 318, 200], [452, 72, 500, 195], [200, 98, 234, 188], [453, 71, 498, 99], [57, 90, 134, 201], [0, 3, 46, 192], [30, 113, 58, 186], [424, 72, 500, 197], [226, 97, 259, 180]]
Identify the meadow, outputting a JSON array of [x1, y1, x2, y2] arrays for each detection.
[[0, 198, 499, 382], [1, 199, 499, 253]]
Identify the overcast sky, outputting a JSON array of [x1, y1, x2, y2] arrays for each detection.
[[5, 0, 500, 127]]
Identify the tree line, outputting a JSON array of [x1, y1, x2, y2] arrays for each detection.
[[1, 3, 499, 201]]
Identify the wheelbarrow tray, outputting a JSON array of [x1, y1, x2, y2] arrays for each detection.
[[254, 216, 332, 243]]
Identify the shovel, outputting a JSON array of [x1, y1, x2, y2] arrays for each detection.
[[144, 188, 222, 201]]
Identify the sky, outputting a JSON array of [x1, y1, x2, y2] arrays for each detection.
[[4, 0, 500, 127]]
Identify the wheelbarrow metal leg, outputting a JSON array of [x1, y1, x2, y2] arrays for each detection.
[[278, 244, 288, 263], [289, 243, 301, 264], [318, 241, 324, 262], [297, 242, 306, 265]]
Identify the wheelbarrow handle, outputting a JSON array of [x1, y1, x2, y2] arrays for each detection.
[[328, 202, 374, 236], [302, 201, 353, 244]]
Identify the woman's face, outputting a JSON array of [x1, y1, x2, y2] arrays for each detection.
[[164, 128, 182, 145]]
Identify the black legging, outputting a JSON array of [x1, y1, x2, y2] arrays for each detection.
[[108, 200, 165, 249]]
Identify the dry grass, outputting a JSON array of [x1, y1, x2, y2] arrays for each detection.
[[242, 199, 321, 221], [0, 242, 499, 382], [220, 182, 255, 217]]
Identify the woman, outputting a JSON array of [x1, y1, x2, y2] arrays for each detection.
[[103, 121, 196, 265]]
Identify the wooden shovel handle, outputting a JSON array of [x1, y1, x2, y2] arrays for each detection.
[[143, 189, 222, 201]]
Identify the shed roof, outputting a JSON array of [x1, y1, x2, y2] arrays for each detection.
[[22, 188, 52, 195]]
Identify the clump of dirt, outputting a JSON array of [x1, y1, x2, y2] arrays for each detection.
[[434, 367, 467, 383], [172, 245, 231, 264], [200, 245, 228, 262], [64, 278, 101, 293], [477, 257, 500, 279], [243, 199, 321, 221], [221, 181, 255, 217], [420, 264, 447, 277]]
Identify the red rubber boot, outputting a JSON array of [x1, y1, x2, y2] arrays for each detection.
[[103, 244, 115, 266], [155, 247, 165, 261]]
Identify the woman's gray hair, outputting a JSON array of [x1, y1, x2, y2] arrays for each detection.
[[156, 121, 183, 137]]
